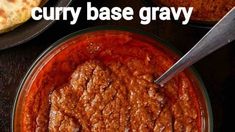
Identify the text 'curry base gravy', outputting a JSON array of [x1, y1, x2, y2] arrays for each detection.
[[21, 31, 203, 131]]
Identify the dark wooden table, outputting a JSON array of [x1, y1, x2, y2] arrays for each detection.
[[0, 0, 234, 131]]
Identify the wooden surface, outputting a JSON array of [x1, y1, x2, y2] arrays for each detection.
[[0, 0, 235, 131]]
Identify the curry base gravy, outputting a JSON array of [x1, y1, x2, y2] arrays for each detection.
[[22, 31, 202, 132]]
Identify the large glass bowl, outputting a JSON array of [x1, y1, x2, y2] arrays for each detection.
[[12, 26, 213, 132]]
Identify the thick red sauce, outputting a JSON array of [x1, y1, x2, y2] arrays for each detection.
[[21, 31, 202, 131]]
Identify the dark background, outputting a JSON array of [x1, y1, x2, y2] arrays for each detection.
[[0, 0, 234, 131]]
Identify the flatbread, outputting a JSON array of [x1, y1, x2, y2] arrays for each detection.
[[0, 0, 42, 33]]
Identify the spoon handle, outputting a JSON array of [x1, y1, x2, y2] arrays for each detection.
[[155, 7, 235, 86]]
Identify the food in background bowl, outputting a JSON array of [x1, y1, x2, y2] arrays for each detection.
[[0, 0, 44, 33], [152, 0, 235, 23], [13, 28, 212, 132]]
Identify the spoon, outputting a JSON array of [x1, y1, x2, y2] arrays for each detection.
[[155, 7, 235, 86]]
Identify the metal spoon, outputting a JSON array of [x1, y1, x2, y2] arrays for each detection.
[[155, 7, 235, 86]]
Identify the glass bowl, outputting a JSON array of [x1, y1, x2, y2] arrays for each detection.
[[12, 26, 213, 132]]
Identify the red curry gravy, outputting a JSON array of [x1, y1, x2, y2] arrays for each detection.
[[21, 31, 202, 132]]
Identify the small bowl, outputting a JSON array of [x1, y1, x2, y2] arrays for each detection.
[[142, 0, 219, 29], [12, 26, 213, 131]]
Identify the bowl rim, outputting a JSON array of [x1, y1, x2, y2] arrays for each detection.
[[142, 0, 215, 29], [12, 25, 213, 132]]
